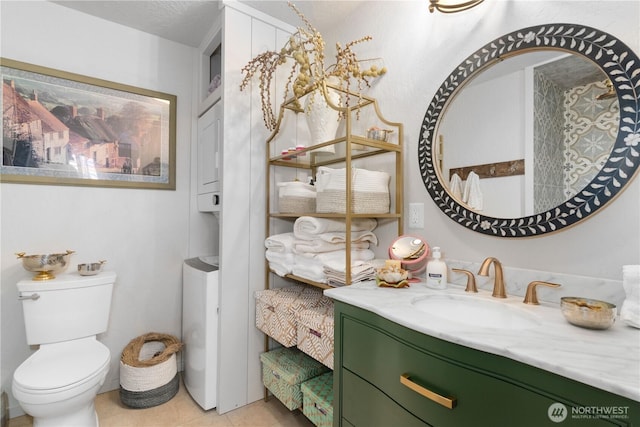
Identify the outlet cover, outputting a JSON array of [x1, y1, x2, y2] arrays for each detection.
[[408, 203, 424, 229]]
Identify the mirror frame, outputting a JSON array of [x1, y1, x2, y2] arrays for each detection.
[[418, 24, 640, 237]]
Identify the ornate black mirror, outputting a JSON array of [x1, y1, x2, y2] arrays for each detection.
[[418, 24, 640, 237]]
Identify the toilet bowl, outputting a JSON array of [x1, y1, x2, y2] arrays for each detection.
[[13, 337, 110, 427], [13, 271, 116, 427]]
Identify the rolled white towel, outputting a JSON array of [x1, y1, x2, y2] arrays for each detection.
[[294, 216, 377, 238], [265, 232, 296, 253]]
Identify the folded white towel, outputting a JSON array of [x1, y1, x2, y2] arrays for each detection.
[[265, 249, 295, 277], [621, 265, 640, 328], [297, 230, 377, 246], [294, 216, 377, 239], [293, 239, 370, 254], [317, 249, 375, 271], [277, 181, 316, 198], [269, 262, 292, 277], [463, 171, 483, 211], [621, 302, 640, 328], [325, 262, 376, 287], [449, 173, 463, 200], [265, 232, 296, 253], [265, 250, 295, 265], [292, 256, 326, 283]]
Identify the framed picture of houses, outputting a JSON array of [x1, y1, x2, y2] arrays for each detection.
[[1, 58, 176, 190]]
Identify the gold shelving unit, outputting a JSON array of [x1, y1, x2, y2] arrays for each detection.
[[265, 83, 404, 289]]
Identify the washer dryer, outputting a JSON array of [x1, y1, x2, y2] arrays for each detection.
[[182, 256, 219, 410]]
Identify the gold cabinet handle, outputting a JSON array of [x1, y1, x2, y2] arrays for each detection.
[[400, 373, 457, 409]]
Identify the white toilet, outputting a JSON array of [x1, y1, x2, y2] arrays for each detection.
[[12, 271, 116, 427]]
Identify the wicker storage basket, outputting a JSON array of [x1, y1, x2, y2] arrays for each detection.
[[119, 333, 182, 409], [315, 167, 390, 214], [277, 181, 316, 214]]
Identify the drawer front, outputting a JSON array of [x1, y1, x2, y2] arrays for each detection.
[[341, 317, 618, 427], [341, 368, 427, 427]]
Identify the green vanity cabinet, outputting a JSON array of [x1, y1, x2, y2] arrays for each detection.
[[333, 301, 640, 427]]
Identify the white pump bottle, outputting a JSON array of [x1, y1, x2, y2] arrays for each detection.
[[425, 246, 448, 289]]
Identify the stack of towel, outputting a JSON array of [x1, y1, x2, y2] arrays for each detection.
[[265, 216, 378, 285], [621, 265, 640, 328]]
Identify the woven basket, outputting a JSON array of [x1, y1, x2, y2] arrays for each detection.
[[119, 333, 182, 408], [120, 373, 180, 409], [279, 195, 315, 214]]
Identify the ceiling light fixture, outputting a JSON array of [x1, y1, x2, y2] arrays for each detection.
[[429, 0, 485, 13]]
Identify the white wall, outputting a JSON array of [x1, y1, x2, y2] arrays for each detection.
[[0, 1, 215, 417], [2, 0, 639, 420], [318, 0, 640, 279]]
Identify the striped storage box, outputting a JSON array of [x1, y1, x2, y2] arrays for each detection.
[[301, 372, 334, 427], [255, 285, 325, 347], [260, 347, 330, 411], [296, 297, 334, 369]]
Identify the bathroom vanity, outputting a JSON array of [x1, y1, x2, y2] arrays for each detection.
[[325, 283, 640, 427]]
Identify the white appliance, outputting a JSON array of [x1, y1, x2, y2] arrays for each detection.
[[182, 256, 219, 410]]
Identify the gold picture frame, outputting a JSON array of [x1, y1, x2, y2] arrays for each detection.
[[1, 58, 176, 190]]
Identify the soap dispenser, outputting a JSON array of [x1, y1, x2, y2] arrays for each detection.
[[426, 247, 448, 289]]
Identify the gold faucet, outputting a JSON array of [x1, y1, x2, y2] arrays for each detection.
[[523, 281, 561, 305], [451, 268, 478, 293], [478, 257, 506, 298]]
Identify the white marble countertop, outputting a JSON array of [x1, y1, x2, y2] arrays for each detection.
[[324, 280, 640, 402]]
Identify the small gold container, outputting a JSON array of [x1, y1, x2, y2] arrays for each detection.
[[560, 297, 616, 330]]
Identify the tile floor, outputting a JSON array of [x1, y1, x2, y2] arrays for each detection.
[[7, 378, 315, 427]]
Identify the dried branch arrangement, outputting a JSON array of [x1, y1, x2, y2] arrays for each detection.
[[240, 2, 386, 133]]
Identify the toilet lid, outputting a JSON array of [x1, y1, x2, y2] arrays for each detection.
[[14, 339, 110, 391]]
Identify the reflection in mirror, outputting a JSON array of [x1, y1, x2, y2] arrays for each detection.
[[419, 23, 640, 237], [389, 235, 429, 280], [438, 51, 619, 218]]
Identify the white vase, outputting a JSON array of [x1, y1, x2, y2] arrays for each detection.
[[304, 78, 341, 153]]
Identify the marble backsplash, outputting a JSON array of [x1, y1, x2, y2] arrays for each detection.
[[446, 259, 626, 308]]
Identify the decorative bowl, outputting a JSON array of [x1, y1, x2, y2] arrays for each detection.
[[16, 250, 75, 281], [78, 260, 106, 276], [367, 127, 393, 142], [560, 297, 617, 330]]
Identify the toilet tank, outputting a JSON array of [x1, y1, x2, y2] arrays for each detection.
[[17, 271, 116, 345]]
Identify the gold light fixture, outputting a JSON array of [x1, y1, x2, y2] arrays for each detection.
[[429, 0, 485, 13]]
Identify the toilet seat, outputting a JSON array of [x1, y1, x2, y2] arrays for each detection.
[[13, 337, 110, 398]]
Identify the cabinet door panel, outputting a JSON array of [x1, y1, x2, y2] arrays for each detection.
[[342, 369, 428, 427], [197, 101, 221, 194], [342, 317, 618, 427]]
